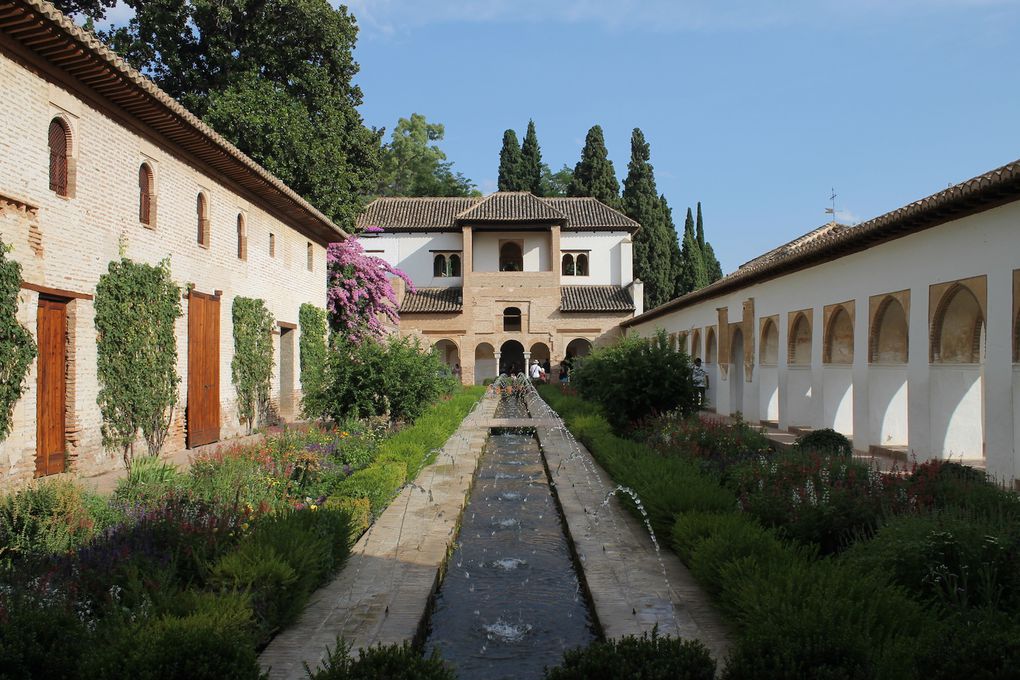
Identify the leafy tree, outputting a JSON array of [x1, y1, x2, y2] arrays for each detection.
[[497, 129, 526, 192], [375, 113, 476, 197], [326, 237, 412, 343], [622, 128, 672, 309], [568, 125, 620, 206], [520, 120, 544, 195], [541, 164, 574, 197], [50, 0, 115, 21], [102, 0, 380, 229], [0, 239, 36, 443]]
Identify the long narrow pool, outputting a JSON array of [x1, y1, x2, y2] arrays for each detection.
[[425, 400, 596, 679]]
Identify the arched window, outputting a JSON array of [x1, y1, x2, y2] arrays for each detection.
[[138, 163, 154, 226], [449, 253, 461, 277], [561, 253, 575, 276], [824, 307, 854, 364], [499, 241, 523, 272], [48, 118, 71, 197], [236, 213, 247, 260], [433, 254, 447, 277], [307, 242, 314, 271], [269, 233, 276, 258], [931, 284, 984, 363], [870, 296, 908, 363], [576, 253, 589, 276], [503, 306, 522, 332], [196, 193, 209, 247], [691, 329, 702, 360], [789, 313, 812, 365], [760, 319, 778, 365], [705, 327, 717, 363]]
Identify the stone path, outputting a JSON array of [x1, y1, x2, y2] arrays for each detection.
[[259, 389, 732, 677], [258, 396, 495, 679], [526, 392, 732, 665]]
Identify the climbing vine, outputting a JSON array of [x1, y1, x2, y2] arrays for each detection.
[[298, 302, 327, 414], [94, 257, 182, 467], [231, 296, 274, 433], [0, 238, 36, 442]]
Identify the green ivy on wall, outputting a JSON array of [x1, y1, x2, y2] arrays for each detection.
[[0, 238, 37, 442], [94, 257, 182, 467], [231, 296, 274, 433], [298, 302, 327, 416]]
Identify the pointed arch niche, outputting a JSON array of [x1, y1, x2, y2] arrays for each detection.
[[786, 309, 813, 427], [758, 316, 779, 424], [474, 342, 496, 385], [929, 277, 986, 461], [822, 301, 854, 436], [704, 326, 718, 410], [868, 291, 909, 451]]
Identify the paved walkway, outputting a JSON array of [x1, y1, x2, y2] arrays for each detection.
[[258, 396, 496, 679]]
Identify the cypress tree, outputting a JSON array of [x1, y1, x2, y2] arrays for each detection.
[[568, 125, 620, 206], [622, 128, 672, 309], [696, 201, 706, 250], [679, 207, 708, 293], [520, 120, 543, 195], [498, 129, 525, 191], [660, 195, 684, 299], [696, 202, 724, 282]]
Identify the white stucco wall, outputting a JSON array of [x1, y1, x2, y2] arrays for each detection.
[[360, 232, 464, 288], [472, 230, 550, 272], [559, 232, 630, 285], [628, 201, 1020, 482]]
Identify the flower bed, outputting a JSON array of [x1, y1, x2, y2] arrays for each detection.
[[0, 386, 483, 679]]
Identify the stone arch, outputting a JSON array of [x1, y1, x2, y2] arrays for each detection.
[[503, 306, 522, 332], [870, 296, 908, 363], [566, 338, 593, 359], [499, 241, 523, 272], [760, 318, 778, 365], [705, 327, 717, 363], [499, 339, 526, 376], [788, 312, 811, 365], [474, 342, 496, 384], [824, 306, 854, 364], [434, 338, 459, 370], [931, 284, 985, 363], [691, 329, 702, 360]]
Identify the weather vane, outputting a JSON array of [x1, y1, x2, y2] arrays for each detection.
[[825, 188, 837, 221]]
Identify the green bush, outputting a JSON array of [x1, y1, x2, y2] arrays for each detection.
[[114, 455, 181, 504], [796, 428, 853, 457], [0, 594, 90, 679], [0, 237, 36, 444], [326, 496, 371, 545], [306, 639, 456, 679], [915, 608, 1020, 680], [571, 330, 698, 430], [545, 631, 716, 680], [231, 296, 275, 433], [907, 460, 1020, 517], [687, 517, 798, 603], [671, 511, 754, 563], [207, 539, 300, 637], [306, 334, 454, 424], [299, 303, 329, 414], [336, 462, 407, 516]]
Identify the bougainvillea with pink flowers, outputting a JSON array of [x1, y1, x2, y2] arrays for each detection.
[[326, 232, 413, 343]]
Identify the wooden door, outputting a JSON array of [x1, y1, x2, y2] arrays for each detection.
[[187, 292, 220, 447], [36, 297, 66, 476]]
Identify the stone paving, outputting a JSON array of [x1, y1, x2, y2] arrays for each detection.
[[259, 390, 732, 677]]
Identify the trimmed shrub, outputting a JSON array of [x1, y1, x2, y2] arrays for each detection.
[[307, 639, 456, 679], [336, 462, 407, 516], [299, 303, 328, 413], [571, 330, 698, 431], [326, 496, 371, 545], [688, 518, 799, 603], [796, 428, 853, 457], [545, 631, 716, 680], [907, 460, 1020, 517], [0, 594, 90, 679], [671, 511, 754, 563], [915, 608, 1020, 680]]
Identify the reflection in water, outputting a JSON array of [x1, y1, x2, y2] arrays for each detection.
[[426, 402, 595, 679]]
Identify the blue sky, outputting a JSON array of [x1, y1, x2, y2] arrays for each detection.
[[103, 1, 1020, 273]]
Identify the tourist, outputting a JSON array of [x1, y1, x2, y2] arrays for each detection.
[[452, 363, 461, 381], [529, 359, 542, 381], [692, 358, 707, 408]]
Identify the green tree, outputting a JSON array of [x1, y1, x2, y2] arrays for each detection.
[[231, 297, 275, 434], [497, 129, 526, 191], [541, 164, 574, 197], [696, 203, 724, 282], [51, 0, 115, 21], [375, 113, 476, 197], [520, 120, 544, 195], [298, 303, 328, 417], [0, 239, 36, 443], [622, 128, 672, 309], [103, 0, 380, 229], [568, 125, 620, 206], [679, 215, 707, 295], [661, 195, 684, 298], [696, 201, 707, 250]]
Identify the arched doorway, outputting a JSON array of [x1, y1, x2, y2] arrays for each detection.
[[475, 342, 496, 385], [565, 338, 592, 359], [869, 295, 909, 450], [434, 339, 460, 378], [759, 318, 779, 423], [499, 340, 526, 376], [530, 342, 550, 377], [930, 283, 985, 460], [823, 306, 854, 436], [729, 328, 744, 416]]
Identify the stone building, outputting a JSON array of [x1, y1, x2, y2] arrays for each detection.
[[624, 158, 1020, 484], [357, 192, 642, 384], [0, 0, 341, 483]]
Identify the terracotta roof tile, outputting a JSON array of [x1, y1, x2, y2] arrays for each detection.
[[543, 198, 640, 231], [560, 285, 635, 313], [356, 197, 478, 231], [456, 192, 565, 222], [400, 287, 463, 313]]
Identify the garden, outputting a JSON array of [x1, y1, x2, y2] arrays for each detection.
[[538, 330, 1020, 679]]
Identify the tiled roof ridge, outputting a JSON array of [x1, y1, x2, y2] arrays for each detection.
[[7, 0, 344, 239], [624, 156, 1020, 326], [455, 191, 567, 221]]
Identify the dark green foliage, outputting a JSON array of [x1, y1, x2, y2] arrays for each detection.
[[661, 195, 684, 298], [231, 296, 275, 433], [305, 334, 452, 424], [571, 330, 698, 429], [545, 631, 716, 680], [376, 113, 476, 197], [307, 639, 456, 679], [0, 239, 36, 443], [567, 125, 620, 206], [541, 164, 574, 197], [907, 460, 1020, 516], [51, 0, 116, 21], [678, 207, 707, 295], [623, 129, 673, 309], [299, 303, 328, 412], [796, 428, 853, 457], [102, 0, 380, 228], [94, 257, 182, 465], [695, 203, 723, 282], [0, 594, 90, 680], [497, 129, 526, 191], [915, 608, 1020, 680], [520, 119, 544, 195], [336, 461, 407, 516]]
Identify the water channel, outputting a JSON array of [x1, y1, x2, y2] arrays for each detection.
[[425, 391, 596, 679]]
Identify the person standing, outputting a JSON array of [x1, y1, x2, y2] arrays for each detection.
[[529, 359, 542, 381], [692, 358, 708, 408]]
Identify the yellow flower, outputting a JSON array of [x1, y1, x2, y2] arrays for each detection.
[[340, 431, 349, 438], [241, 522, 250, 531], [310, 504, 318, 511]]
